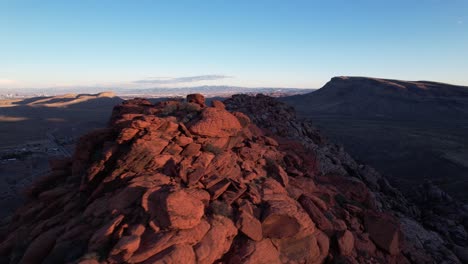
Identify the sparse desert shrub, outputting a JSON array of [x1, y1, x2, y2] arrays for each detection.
[[182, 102, 202, 112], [161, 104, 178, 115], [1, 151, 33, 160], [334, 193, 365, 208], [204, 143, 223, 155], [208, 200, 233, 217]]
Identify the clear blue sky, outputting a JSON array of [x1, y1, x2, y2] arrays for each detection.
[[1, 0, 467, 89]]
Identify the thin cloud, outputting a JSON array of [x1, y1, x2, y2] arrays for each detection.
[[134, 75, 231, 84], [0, 79, 16, 85]]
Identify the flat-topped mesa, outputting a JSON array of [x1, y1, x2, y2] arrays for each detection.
[[322, 76, 468, 97], [0, 93, 445, 263]]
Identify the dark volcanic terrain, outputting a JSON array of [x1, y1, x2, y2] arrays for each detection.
[[0, 92, 123, 218], [282, 77, 468, 201]]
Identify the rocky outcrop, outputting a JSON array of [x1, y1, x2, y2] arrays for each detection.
[[0, 93, 464, 263], [225, 94, 467, 263]]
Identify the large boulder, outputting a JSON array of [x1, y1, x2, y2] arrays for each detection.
[[364, 212, 400, 255], [186, 93, 206, 107], [189, 107, 242, 137]]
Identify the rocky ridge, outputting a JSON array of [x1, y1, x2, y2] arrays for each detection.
[[0, 94, 466, 263], [225, 94, 468, 263], [283, 76, 468, 120]]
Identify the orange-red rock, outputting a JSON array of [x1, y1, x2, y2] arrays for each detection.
[[211, 100, 225, 109], [194, 215, 237, 264], [364, 212, 400, 255], [186, 93, 206, 107], [338, 230, 355, 256], [189, 107, 242, 137], [236, 209, 263, 241]]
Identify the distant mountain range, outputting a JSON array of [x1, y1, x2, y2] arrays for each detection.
[[0, 85, 315, 99]]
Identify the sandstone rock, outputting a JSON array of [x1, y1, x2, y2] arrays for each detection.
[[88, 215, 125, 251], [299, 194, 334, 233], [152, 154, 173, 167], [276, 234, 321, 263], [129, 232, 176, 263], [185, 189, 211, 206], [189, 107, 242, 137], [193, 152, 215, 168], [315, 229, 330, 263], [263, 136, 279, 146], [230, 238, 282, 264], [142, 244, 196, 264], [262, 198, 303, 238], [165, 189, 205, 229], [181, 142, 201, 157], [194, 215, 238, 264], [163, 143, 183, 155], [364, 212, 399, 255], [109, 187, 145, 212], [222, 182, 247, 205], [262, 178, 288, 197], [117, 127, 139, 143], [130, 224, 146, 236], [354, 233, 376, 256], [208, 178, 231, 200], [236, 209, 263, 241], [333, 219, 348, 232], [338, 230, 355, 256], [109, 235, 141, 261], [269, 164, 289, 187], [175, 135, 193, 146], [38, 186, 69, 200], [211, 100, 225, 109], [19, 227, 61, 264], [231, 111, 251, 127], [203, 137, 229, 151], [187, 166, 206, 186], [186, 93, 206, 107]]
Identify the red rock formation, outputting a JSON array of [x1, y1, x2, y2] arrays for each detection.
[[186, 93, 206, 107], [188, 107, 242, 137], [0, 94, 462, 263]]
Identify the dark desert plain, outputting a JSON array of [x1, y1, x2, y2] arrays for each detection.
[[0, 92, 123, 217]]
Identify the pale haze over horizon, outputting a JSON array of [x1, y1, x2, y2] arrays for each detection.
[[1, 0, 468, 90]]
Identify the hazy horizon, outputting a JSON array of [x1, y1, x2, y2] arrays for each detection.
[[3, 75, 468, 94], [1, 0, 468, 89]]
